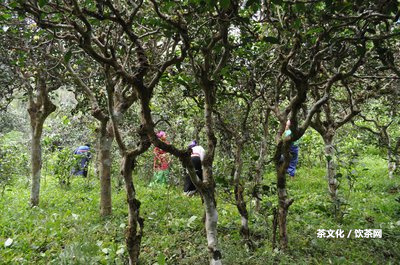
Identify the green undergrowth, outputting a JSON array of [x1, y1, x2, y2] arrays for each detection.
[[1, 155, 399, 264]]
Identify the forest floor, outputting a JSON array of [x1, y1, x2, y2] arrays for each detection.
[[1, 155, 399, 264]]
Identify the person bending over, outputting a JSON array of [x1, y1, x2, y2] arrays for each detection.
[[184, 140, 205, 196]]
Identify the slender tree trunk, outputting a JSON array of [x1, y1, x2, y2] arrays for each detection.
[[30, 125, 43, 206], [99, 121, 114, 217], [254, 110, 270, 212], [233, 141, 250, 240], [28, 82, 56, 206], [395, 138, 400, 176], [272, 207, 278, 249], [121, 154, 143, 265], [202, 82, 222, 265], [323, 133, 340, 217], [275, 141, 293, 251], [387, 148, 395, 179], [202, 180, 222, 265], [254, 141, 267, 212]]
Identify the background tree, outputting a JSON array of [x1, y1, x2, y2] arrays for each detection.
[[353, 96, 400, 178], [0, 9, 65, 206], [254, 0, 399, 249]]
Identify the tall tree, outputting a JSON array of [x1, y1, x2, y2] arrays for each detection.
[[17, 1, 189, 263], [0, 8, 62, 206], [66, 53, 138, 217]]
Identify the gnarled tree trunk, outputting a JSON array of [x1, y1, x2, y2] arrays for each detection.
[[323, 132, 340, 217], [121, 153, 143, 265]]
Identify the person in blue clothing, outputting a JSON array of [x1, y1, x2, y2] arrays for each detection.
[[72, 144, 92, 177], [283, 120, 300, 178]]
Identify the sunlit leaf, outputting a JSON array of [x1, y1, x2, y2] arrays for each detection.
[[4, 238, 13, 247]]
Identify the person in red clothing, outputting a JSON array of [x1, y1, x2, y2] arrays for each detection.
[[150, 131, 170, 186]]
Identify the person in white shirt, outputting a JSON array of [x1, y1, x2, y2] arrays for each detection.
[[184, 140, 205, 196]]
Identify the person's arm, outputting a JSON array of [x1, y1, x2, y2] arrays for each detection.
[[283, 129, 292, 141]]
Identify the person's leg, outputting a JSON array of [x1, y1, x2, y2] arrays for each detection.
[[150, 170, 161, 186], [160, 170, 169, 185], [188, 156, 202, 195], [192, 156, 203, 180], [287, 145, 299, 177], [184, 157, 201, 193], [184, 171, 196, 192]]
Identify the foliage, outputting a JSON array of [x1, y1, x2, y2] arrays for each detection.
[[333, 148, 368, 222], [0, 131, 29, 194], [45, 147, 79, 187], [0, 0, 399, 263], [1, 155, 399, 264]]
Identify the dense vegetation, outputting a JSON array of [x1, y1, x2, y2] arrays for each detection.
[[0, 0, 399, 264], [1, 139, 400, 264]]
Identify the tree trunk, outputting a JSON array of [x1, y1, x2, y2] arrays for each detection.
[[275, 141, 293, 251], [121, 154, 143, 265], [30, 126, 43, 207], [202, 81, 222, 265], [387, 148, 395, 179], [99, 121, 114, 217], [202, 184, 222, 265], [254, 111, 270, 212], [233, 141, 250, 240], [323, 133, 340, 217], [27, 75, 56, 207], [395, 138, 400, 177]]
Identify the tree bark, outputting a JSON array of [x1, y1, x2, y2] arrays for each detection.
[[30, 126, 43, 207], [323, 133, 340, 217], [254, 110, 270, 212], [395, 138, 400, 177], [202, 188, 222, 265], [121, 154, 143, 265], [28, 76, 56, 207], [202, 82, 223, 265], [233, 141, 250, 240], [99, 121, 114, 216], [387, 147, 395, 179], [275, 141, 294, 251]]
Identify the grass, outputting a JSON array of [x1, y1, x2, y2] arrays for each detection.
[[0, 155, 399, 264]]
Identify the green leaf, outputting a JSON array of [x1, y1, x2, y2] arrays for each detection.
[[62, 116, 70, 125], [334, 173, 342, 179], [264, 36, 279, 44], [271, 0, 283, 5], [157, 253, 166, 265], [38, 0, 48, 8], [366, 28, 376, 34], [64, 49, 72, 63], [0, 13, 12, 20], [206, 0, 217, 6], [219, 0, 230, 9], [187, 215, 198, 228]]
